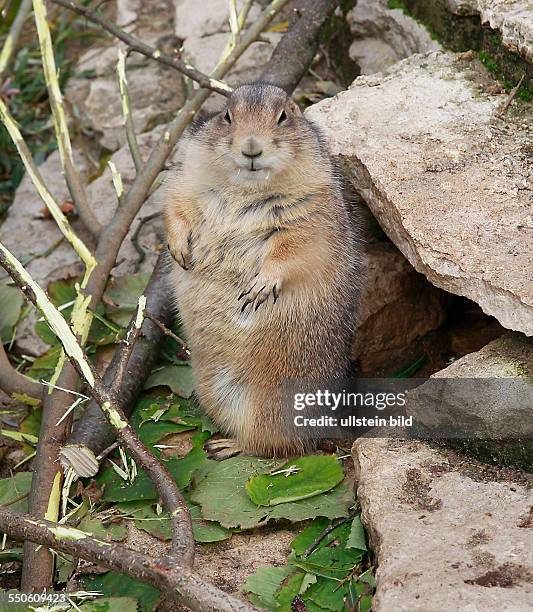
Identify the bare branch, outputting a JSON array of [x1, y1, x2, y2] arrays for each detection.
[[0, 241, 194, 567], [113, 295, 146, 386], [33, 0, 102, 238], [498, 74, 525, 115], [0, 0, 33, 82], [144, 308, 188, 352], [63, 253, 175, 476], [116, 49, 143, 173], [0, 341, 42, 400], [260, 0, 339, 93], [50, 0, 233, 96], [0, 509, 256, 611], [21, 369, 77, 592]]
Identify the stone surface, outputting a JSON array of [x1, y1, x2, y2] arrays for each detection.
[[306, 51, 533, 336], [174, 0, 261, 39], [353, 240, 445, 373], [0, 151, 89, 355], [347, 0, 440, 74], [86, 126, 167, 278], [174, 0, 282, 111], [66, 0, 184, 151], [181, 32, 281, 82], [352, 437, 533, 611], [445, 0, 533, 60], [406, 333, 533, 460]]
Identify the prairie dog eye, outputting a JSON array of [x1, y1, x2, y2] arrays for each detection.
[[277, 110, 287, 125], [224, 110, 232, 124]]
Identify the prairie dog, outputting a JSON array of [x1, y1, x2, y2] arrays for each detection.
[[162, 84, 361, 458]]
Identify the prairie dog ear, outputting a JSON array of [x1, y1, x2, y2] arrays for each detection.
[[286, 98, 302, 116]]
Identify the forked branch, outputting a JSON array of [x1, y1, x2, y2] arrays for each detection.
[[51, 0, 233, 96], [0, 242, 194, 568], [0, 509, 256, 611]]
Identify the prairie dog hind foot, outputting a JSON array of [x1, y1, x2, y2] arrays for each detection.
[[204, 438, 242, 461]]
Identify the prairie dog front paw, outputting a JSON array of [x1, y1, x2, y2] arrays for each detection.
[[238, 271, 281, 312], [167, 225, 193, 271]]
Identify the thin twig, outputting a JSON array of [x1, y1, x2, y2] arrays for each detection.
[[144, 309, 188, 352], [51, 0, 233, 96], [304, 516, 352, 557], [498, 74, 525, 116], [131, 212, 160, 271], [113, 295, 146, 385], [0, 491, 29, 509], [33, 0, 102, 238], [116, 49, 142, 173], [0, 341, 42, 400], [0, 97, 96, 275], [0, 0, 33, 82]]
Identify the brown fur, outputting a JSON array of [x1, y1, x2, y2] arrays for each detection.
[[162, 84, 362, 457]]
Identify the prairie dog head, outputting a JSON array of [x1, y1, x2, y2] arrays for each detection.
[[192, 84, 327, 190]]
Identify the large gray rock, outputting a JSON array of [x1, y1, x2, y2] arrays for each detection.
[[347, 0, 440, 74], [406, 333, 533, 465], [445, 0, 533, 61], [306, 52, 533, 336], [352, 437, 533, 611], [353, 240, 445, 372]]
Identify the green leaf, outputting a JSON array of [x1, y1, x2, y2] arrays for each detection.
[[246, 455, 344, 506], [83, 573, 159, 612], [19, 407, 42, 438], [0, 472, 32, 512], [244, 566, 294, 610], [101, 446, 205, 503], [138, 421, 197, 447], [0, 281, 23, 342], [127, 503, 172, 541], [190, 457, 354, 530], [346, 515, 367, 551], [290, 518, 330, 556], [77, 516, 127, 542], [0, 548, 23, 562], [276, 572, 307, 611], [144, 365, 195, 399], [80, 598, 139, 612], [26, 345, 62, 381], [104, 273, 150, 327], [116, 500, 231, 543], [358, 567, 376, 588], [34, 278, 77, 345], [190, 504, 232, 543], [305, 576, 346, 611], [346, 579, 373, 612], [294, 547, 364, 580]]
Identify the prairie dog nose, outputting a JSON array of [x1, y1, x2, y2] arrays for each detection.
[[241, 137, 263, 159]]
